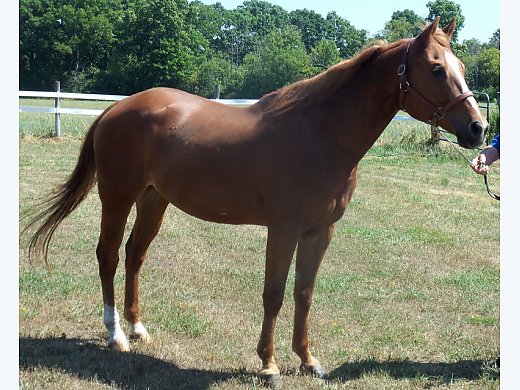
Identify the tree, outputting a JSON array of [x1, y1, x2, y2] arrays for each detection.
[[20, 0, 498, 99], [476, 47, 500, 98], [189, 56, 244, 98], [458, 40, 499, 100], [289, 9, 327, 53], [187, 1, 229, 52], [310, 39, 340, 71], [240, 26, 312, 98], [488, 29, 500, 49], [380, 10, 424, 42], [426, 0, 465, 42], [325, 11, 368, 59], [19, 0, 122, 91], [223, 0, 290, 64], [102, 0, 205, 94], [462, 38, 484, 55]]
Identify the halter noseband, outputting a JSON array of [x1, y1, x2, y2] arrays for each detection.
[[398, 39, 474, 127]]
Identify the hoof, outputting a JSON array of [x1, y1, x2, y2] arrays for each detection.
[[258, 372, 282, 389], [109, 337, 130, 352], [300, 363, 328, 379], [129, 322, 151, 343], [129, 332, 152, 343]]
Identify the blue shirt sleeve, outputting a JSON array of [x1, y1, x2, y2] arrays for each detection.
[[490, 134, 500, 155]]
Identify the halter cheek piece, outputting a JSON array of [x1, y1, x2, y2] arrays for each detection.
[[398, 39, 474, 127]]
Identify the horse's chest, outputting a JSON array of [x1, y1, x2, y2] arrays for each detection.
[[317, 167, 358, 226]]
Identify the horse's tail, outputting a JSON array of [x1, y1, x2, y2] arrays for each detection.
[[22, 103, 116, 264]]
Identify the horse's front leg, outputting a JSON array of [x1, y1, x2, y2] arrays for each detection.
[[292, 224, 334, 378], [257, 223, 299, 388]]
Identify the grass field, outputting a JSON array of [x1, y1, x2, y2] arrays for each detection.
[[19, 101, 500, 389]]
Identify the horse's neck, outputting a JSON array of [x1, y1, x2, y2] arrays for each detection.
[[322, 45, 403, 164]]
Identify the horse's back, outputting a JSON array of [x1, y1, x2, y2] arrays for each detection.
[[96, 87, 262, 145]]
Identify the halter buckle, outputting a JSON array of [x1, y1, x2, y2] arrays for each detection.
[[433, 107, 446, 120], [397, 64, 406, 76]]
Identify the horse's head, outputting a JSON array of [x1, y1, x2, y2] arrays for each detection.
[[400, 17, 488, 149]]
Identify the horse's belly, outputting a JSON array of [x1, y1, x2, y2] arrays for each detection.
[[153, 164, 267, 225]]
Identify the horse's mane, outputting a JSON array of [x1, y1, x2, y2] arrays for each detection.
[[258, 26, 451, 115], [257, 40, 395, 114]]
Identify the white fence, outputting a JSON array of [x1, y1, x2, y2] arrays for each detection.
[[19, 89, 414, 137]]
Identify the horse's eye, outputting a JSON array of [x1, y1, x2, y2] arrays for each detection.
[[432, 66, 446, 77]]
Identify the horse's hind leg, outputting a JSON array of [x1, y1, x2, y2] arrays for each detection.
[[97, 196, 135, 352], [124, 187, 168, 342]]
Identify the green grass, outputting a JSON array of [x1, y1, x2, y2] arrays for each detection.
[[19, 107, 499, 389]]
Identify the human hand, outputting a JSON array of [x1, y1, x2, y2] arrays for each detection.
[[470, 153, 490, 175]]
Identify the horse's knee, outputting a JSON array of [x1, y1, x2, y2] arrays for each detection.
[[294, 287, 313, 311], [262, 288, 285, 315]]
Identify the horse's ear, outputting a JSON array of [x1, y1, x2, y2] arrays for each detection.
[[442, 18, 457, 42], [415, 16, 440, 46]]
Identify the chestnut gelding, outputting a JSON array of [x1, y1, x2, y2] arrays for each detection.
[[25, 18, 487, 387]]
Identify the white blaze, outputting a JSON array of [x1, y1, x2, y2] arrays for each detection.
[[444, 49, 486, 123]]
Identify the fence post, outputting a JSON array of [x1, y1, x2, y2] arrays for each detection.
[[430, 126, 440, 145], [214, 83, 221, 99], [54, 81, 61, 137]]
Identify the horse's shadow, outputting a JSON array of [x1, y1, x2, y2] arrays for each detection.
[[19, 336, 254, 389], [20, 336, 499, 388], [328, 357, 499, 383]]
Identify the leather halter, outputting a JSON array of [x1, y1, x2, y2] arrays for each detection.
[[398, 39, 474, 127]]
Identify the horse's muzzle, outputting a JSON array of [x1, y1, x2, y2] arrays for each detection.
[[458, 120, 487, 149]]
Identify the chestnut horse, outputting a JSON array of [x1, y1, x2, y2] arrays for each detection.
[[24, 18, 487, 386]]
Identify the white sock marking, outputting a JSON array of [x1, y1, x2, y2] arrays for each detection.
[[103, 304, 129, 350], [130, 321, 148, 336]]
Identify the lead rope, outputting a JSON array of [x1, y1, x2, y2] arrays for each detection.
[[437, 127, 500, 201]]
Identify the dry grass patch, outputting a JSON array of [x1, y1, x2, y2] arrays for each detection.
[[19, 124, 499, 389]]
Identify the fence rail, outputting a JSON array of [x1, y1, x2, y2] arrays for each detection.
[[19, 87, 415, 136]]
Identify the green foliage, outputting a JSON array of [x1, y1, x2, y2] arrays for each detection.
[[289, 9, 327, 53], [310, 39, 341, 71], [489, 109, 500, 142], [99, 0, 205, 94], [477, 48, 500, 98], [379, 10, 424, 42], [19, 0, 498, 99], [426, 0, 464, 42], [19, 0, 122, 91], [189, 56, 244, 98], [240, 26, 312, 97], [325, 11, 368, 58], [489, 29, 500, 49], [457, 38, 500, 101]]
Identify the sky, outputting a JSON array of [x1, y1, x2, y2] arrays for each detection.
[[196, 0, 499, 43]]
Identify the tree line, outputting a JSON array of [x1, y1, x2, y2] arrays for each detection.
[[19, 0, 500, 100]]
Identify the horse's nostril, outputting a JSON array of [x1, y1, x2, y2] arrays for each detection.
[[469, 121, 484, 135]]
